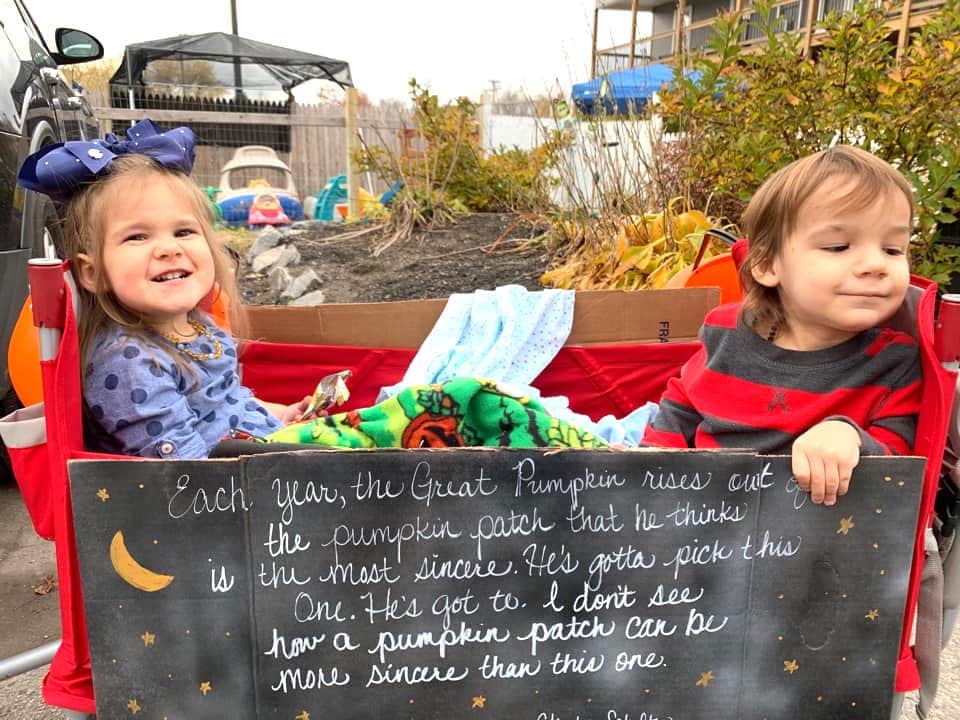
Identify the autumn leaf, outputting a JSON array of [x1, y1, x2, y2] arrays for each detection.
[[34, 575, 55, 595]]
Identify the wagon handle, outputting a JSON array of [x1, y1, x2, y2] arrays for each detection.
[[692, 228, 739, 272]]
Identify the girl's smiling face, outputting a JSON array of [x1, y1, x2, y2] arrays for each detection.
[[751, 175, 912, 351], [76, 173, 216, 336]]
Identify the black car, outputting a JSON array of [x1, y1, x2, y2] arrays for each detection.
[[0, 0, 102, 480]]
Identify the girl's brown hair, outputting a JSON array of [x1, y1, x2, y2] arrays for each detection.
[[739, 145, 915, 333], [62, 154, 244, 368]]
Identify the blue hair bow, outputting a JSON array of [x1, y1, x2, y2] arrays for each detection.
[[17, 119, 196, 202]]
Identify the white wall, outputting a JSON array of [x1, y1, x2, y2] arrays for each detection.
[[479, 111, 543, 153], [480, 102, 668, 211]]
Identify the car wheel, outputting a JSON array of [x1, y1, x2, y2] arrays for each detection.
[[26, 190, 65, 261]]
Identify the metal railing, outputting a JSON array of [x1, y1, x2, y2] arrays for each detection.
[[594, 0, 947, 73], [0, 640, 58, 681]]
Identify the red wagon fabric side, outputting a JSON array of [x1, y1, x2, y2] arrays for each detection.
[[239, 340, 700, 422], [893, 278, 957, 690]]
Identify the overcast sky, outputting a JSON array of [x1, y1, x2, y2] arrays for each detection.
[[28, 0, 649, 103]]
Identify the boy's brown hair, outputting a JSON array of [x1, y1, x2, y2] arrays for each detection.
[[739, 145, 915, 333], [62, 154, 244, 369]]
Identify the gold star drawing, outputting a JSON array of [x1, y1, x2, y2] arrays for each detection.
[[472, 695, 486, 708], [199, 681, 212, 696], [696, 671, 715, 687], [783, 659, 799, 674], [837, 516, 855, 535], [295, 712, 311, 720], [127, 698, 141, 714], [97, 488, 110, 502], [140, 631, 155, 647], [865, 608, 880, 621]]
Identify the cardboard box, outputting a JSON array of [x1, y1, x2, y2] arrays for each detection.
[[241, 287, 721, 347]]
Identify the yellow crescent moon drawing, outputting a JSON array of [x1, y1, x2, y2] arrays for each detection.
[[109, 531, 174, 592]]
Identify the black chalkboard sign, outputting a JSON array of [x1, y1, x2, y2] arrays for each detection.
[[70, 449, 925, 720]]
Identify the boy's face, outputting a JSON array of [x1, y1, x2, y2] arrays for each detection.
[[752, 175, 912, 351]]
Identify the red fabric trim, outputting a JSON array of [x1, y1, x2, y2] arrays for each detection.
[[41, 655, 95, 713], [535, 343, 701, 418], [704, 302, 741, 328], [895, 281, 957, 689], [7, 441, 55, 539], [240, 340, 701, 420], [239, 341, 417, 412], [895, 651, 921, 692], [39, 290, 96, 709]]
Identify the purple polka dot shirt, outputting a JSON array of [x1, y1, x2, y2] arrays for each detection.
[[84, 322, 280, 458]]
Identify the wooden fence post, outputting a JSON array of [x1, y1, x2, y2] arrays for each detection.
[[897, 0, 915, 59], [802, 0, 818, 56], [345, 87, 360, 217], [477, 92, 491, 157]]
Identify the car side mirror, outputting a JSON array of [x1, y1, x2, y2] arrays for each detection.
[[50, 28, 103, 65]]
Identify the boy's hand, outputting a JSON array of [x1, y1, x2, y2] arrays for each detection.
[[791, 420, 862, 506]]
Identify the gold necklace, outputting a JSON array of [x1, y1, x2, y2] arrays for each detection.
[[163, 320, 223, 361]]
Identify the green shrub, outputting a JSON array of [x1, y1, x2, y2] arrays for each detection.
[[357, 80, 570, 235]]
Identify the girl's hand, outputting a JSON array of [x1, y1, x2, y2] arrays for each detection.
[[791, 420, 861, 506], [280, 395, 328, 425]]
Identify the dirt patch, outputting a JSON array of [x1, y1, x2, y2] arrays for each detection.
[[238, 213, 554, 305]]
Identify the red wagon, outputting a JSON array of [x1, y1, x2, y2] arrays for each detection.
[[2, 257, 956, 717]]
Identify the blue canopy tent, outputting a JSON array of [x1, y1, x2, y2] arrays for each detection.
[[572, 63, 690, 115]]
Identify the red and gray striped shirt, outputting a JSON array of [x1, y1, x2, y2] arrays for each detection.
[[642, 303, 922, 455]]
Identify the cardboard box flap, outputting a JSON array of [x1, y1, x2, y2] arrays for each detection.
[[242, 287, 720, 347]]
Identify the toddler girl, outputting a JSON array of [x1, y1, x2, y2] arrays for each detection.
[[643, 145, 923, 506], [18, 119, 310, 458]]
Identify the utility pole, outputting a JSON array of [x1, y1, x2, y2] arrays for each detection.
[[230, 0, 243, 102], [488, 79, 499, 110]]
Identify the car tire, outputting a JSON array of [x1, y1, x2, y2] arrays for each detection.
[[24, 187, 65, 261]]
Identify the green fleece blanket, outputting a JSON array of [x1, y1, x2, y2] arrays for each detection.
[[266, 376, 606, 449]]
